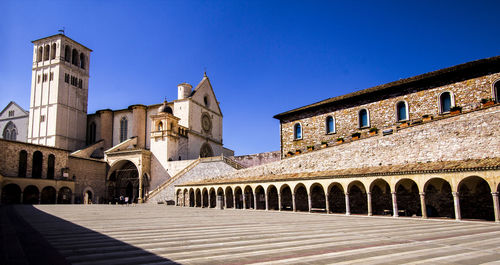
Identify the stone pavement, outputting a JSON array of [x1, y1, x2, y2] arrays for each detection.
[[7, 205, 500, 264]]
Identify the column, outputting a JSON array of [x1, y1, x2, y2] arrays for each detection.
[[325, 193, 330, 214], [452, 192, 461, 221], [233, 193, 236, 209], [265, 192, 269, 211], [201, 192, 205, 207], [392, 192, 398, 217], [243, 193, 247, 209], [345, 193, 350, 215], [278, 193, 282, 211], [491, 192, 499, 223], [20, 192, 24, 204], [308, 192, 312, 213], [55, 192, 59, 204], [420, 192, 427, 219], [138, 171, 143, 203], [253, 192, 257, 210], [207, 193, 210, 208], [223, 193, 227, 209], [367, 192, 372, 216], [292, 193, 296, 212]]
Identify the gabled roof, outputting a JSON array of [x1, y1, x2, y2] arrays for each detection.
[[189, 73, 223, 115], [274, 55, 500, 120], [0, 101, 29, 117]]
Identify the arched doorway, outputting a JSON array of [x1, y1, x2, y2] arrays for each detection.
[[209, 188, 216, 208], [2, 184, 21, 204], [225, 187, 234, 208], [200, 143, 213, 158], [23, 185, 39, 204], [310, 183, 326, 212], [196, 189, 202, 207], [348, 181, 367, 214], [458, 176, 494, 221], [267, 185, 279, 210], [234, 187, 243, 209], [32, 151, 43, 178], [57, 187, 72, 204], [328, 183, 346, 214], [183, 189, 189, 206], [294, 184, 309, 212], [370, 179, 392, 215], [255, 186, 265, 210], [107, 161, 140, 203], [84, 190, 93, 204], [40, 186, 56, 204], [202, 188, 209, 207], [244, 186, 254, 209], [396, 179, 421, 217], [176, 190, 182, 206], [189, 189, 195, 207], [280, 185, 293, 211], [217, 187, 225, 208], [424, 178, 454, 218]]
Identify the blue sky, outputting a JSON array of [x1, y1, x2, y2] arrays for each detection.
[[1, 0, 500, 155]]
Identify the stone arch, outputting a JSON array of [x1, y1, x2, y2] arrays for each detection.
[[47, 154, 55, 179], [43, 44, 50, 60], [327, 182, 346, 214], [244, 185, 254, 209], [348, 181, 367, 214], [107, 160, 139, 203], [225, 186, 234, 208], [423, 178, 454, 218], [310, 183, 326, 212], [32, 151, 43, 178], [64, 45, 71, 62], [217, 187, 225, 208], [195, 188, 202, 207], [458, 176, 494, 221], [234, 186, 243, 209], [1, 184, 21, 204], [200, 143, 213, 158], [183, 189, 189, 206], [438, 91, 454, 114], [358, 108, 370, 128], [176, 189, 182, 206], [72, 48, 79, 65], [51, 43, 56, 60], [280, 184, 293, 211], [255, 185, 266, 210], [3, 121, 17, 141], [37, 46, 43, 62], [396, 100, 409, 122], [209, 188, 216, 208], [23, 185, 39, 204], [395, 178, 421, 217], [18, 150, 27, 177], [294, 183, 309, 212], [41, 186, 56, 204], [267, 185, 279, 210], [370, 179, 392, 215], [202, 188, 209, 207], [189, 188, 195, 207], [83, 187, 94, 204], [80, 53, 86, 69], [57, 187, 72, 204]]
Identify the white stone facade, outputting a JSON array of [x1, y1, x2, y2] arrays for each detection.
[[0, 101, 29, 142]]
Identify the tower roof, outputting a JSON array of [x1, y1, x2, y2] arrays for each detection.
[[32, 34, 93, 52]]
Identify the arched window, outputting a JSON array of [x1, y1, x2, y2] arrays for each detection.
[[157, 121, 163, 131], [358, 109, 369, 128], [494, 81, 499, 103], [440, 92, 453, 113], [37, 47, 43, 62], [87, 122, 96, 145], [3, 121, 17, 141], [47, 154, 55, 179], [294, 123, 302, 140], [200, 143, 213, 158], [325, 116, 335, 134], [80, 53, 85, 69], [43, 45, 50, 61], [64, 45, 71, 62], [51, 43, 56, 60], [32, 151, 43, 178], [396, 101, 408, 121], [120, 117, 128, 142], [72, 49, 79, 66], [18, 150, 27, 177]]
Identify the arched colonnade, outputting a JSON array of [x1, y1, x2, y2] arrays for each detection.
[[176, 171, 500, 222]]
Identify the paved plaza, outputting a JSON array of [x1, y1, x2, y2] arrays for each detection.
[[4, 205, 500, 264]]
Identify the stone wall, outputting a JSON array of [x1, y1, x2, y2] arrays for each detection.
[[215, 106, 500, 180], [230, 151, 281, 168], [280, 73, 500, 156], [68, 156, 106, 204]]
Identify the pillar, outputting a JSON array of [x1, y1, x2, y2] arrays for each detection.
[[138, 170, 143, 203], [452, 192, 461, 221], [233, 192, 236, 209], [20, 192, 23, 204], [392, 192, 398, 217], [242, 193, 247, 209], [345, 193, 350, 215], [207, 192, 211, 208], [278, 192, 282, 211], [56, 192, 59, 204], [292, 193, 296, 212], [325, 193, 330, 214], [223, 193, 227, 209], [420, 192, 427, 219], [491, 192, 499, 223], [367, 192, 372, 216], [265, 192, 269, 211], [308, 192, 312, 212]]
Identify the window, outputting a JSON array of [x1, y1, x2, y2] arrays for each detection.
[[78, 79, 83, 88], [440, 92, 452, 113], [494, 81, 499, 103], [47, 154, 55, 179], [80, 53, 85, 69], [43, 74, 48, 82], [50, 72, 54, 81], [37, 75, 40, 83], [64, 73, 69, 83], [18, 150, 27, 177], [32, 151, 43, 178], [204, 95, 209, 107], [37, 47, 43, 62], [72, 49, 79, 66], [87, 122, 96, 144], [40, 115, 46, 122], [326, 116, 335, 134], [294, 123, 302, 140], [8, 110, 14, 117], [51, 43, 56, 60], [396, 101, 408, 121], [43, 45, 50, 61], [64, 45, 71, 62], [120, 117, 128, 142], [359, 109, 369, 128], [157, 121, 163, 131], [200, 143, 213, 158], [3, 121, 17, 140]]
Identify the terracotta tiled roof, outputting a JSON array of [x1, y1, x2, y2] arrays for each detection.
[[178, 158, 500, 186]]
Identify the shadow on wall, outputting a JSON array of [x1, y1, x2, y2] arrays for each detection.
[[0, 205, 180, 265]]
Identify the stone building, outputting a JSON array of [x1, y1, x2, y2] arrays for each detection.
[[0, 101, 29, 142], [177, 56, 500, 223]]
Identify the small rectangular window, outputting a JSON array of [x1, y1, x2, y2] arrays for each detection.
[[78, 79, 82, 88], [8, 110, 14, 117], [64, 73, 69, 83], [49, 72, 54, 81], [40, 115, 46, 122], [37, 75, 41, 83], [43, 74, 48, 82]]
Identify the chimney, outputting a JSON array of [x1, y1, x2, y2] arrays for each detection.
[[178, 83, 192, 100]]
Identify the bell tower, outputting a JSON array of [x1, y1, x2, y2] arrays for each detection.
[[27, 34, 92, 151]]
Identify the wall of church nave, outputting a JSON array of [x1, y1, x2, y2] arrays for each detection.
[[112, 111, 133, 146], [188, 101, 223, 144], [147, 160, 237, 204], [68, 156, 106, 204], [215, 106, 500, 181], [231, 151, 281, 168], [149, 156, 194, 190]]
